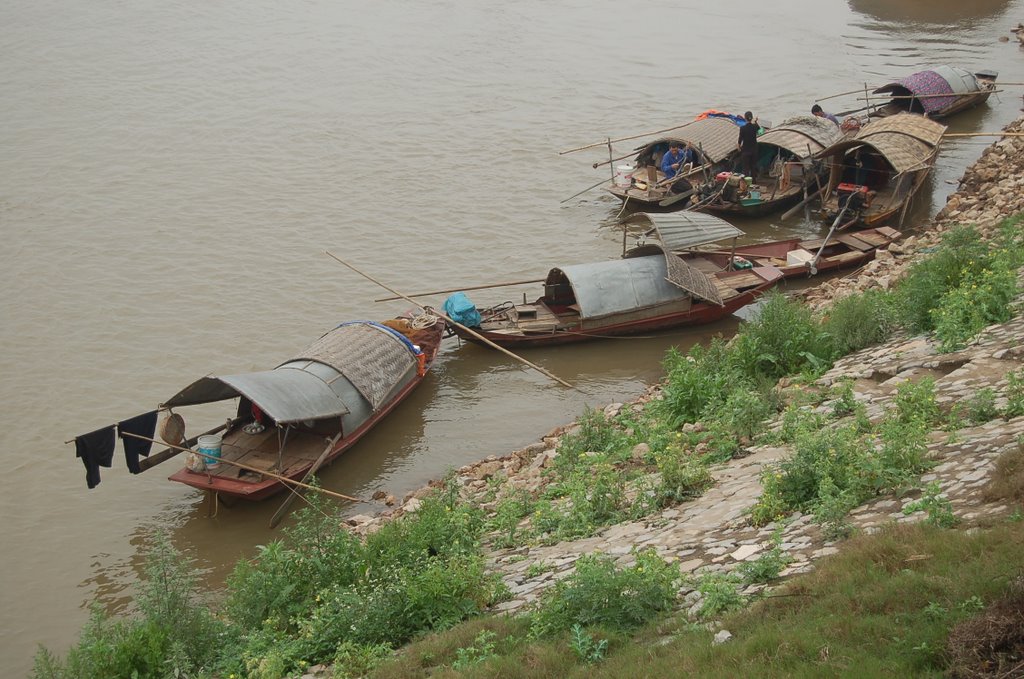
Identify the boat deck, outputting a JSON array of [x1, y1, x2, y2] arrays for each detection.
[[202, 426, 331, 483]]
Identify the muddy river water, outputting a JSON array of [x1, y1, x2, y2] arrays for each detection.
[[2, 0, 1023, 673]]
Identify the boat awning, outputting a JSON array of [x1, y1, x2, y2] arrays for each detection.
[[653, 116, 745, 162], [873, 65, 979, 114], [756, 115, 844, 157], [161, 321, 418, 422], [549, 251, 722, 319], [621, 211, 744, 251], [816, 113, 945, 173], [162, 368, 352, 424]]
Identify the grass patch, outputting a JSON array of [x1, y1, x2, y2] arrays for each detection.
[[363, 522, 1024, 678]]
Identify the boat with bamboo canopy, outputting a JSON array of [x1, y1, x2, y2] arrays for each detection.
[[602, 112, 748, 211], [72, 313, 445, 502], [815, 113, 945, 229], [692, 116, 843, 218]]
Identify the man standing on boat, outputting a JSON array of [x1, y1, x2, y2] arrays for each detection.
[[661, 141, 695, 180], [811, 104, 841, 126], [737, 111, 761, 180]]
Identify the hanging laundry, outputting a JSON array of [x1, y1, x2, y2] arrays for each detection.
[[118, 410, 158, 474], [75, 425, 115, 489]]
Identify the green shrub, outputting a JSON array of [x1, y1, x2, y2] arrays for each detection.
[[33, 533, 224, 679], [730, 292, 834, 380], [530, 549, 679, 637], [658, 340, 743, 426], [891, 378, 942, 426], [932, 263, 1017, 351], [903, 482, 959, 528], [656, 446, 713, 505], [569, 624, 608, 664], [823, 288, 898, 356], [1006, 369, 1024, 419], [737, 528, 792, 584], [692, 571, 745, 619], [554, 407, 629, 474], [895, 226, 989, 333]]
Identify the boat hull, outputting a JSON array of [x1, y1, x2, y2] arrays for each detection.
[[453, 275, 779, 349]]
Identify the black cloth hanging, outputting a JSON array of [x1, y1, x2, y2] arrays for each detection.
[[118, 410, 158, 474], [75, 425, 116, 489]]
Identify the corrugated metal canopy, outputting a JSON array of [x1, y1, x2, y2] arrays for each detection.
[[816, 113, 945, 174], [162, 368, 352, 424], [549, 251, 722, 319], [757, 115, 844, 157], [652, 116, 744, 162], [621, 211, 744, 251], [873, 65, 979, 114]]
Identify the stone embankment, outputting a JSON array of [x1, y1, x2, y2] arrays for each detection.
[[348, 116, 1024, 619]]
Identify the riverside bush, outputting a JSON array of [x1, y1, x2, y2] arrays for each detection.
[[729, 291, 834, 380], [656, 445, 713, 505], [33, 533, 225, 679], [529, 549, 679, 637], [823, 288, 898, 356]]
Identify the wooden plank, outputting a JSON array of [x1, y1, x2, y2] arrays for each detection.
[[834, 234, 873, 251]]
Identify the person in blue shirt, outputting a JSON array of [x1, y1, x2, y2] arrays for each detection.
[[660, 141, 695, 180], [811, 104, 841, 126]]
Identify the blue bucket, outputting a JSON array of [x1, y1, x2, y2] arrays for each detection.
[[197, 434, 222, 469]]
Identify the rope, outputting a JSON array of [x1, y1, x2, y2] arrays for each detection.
[[411, 312, 442, 330]]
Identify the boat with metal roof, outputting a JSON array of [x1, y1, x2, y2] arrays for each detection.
[[444, 213, 783, 348], [815, 113, 945, 229], [691, 116, 844, 218], [624, 212, 903, 280], [106, 313, 447, 502], [867, 66, 998, 120]]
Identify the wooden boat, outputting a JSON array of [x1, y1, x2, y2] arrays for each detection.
[[137, 314, 445, 501], [603, 112, 748, 211], [624, 213, 902, 279], [693, 116, 843, 218], [815, 113, 945, 229], [867, 66, 998, 120], [445, 214, 783, 348]]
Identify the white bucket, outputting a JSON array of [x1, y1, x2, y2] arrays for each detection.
[[613, 164, 634, 187], [197, 434, 222, 469]]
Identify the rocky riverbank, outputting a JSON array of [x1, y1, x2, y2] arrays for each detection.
[[343, 115, 1024, 626]]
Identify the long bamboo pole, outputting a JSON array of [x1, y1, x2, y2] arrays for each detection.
[[815, 86, 880, 103], [121, 431, 366, 503], [375, 278, 546, 302], [325, 252, 575, 389], [856, 90, 1004, 102], [559, 122, 692, 155], [943, 132, 1024, 138]]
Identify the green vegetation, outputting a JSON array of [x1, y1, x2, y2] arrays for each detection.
[[362, 522, 1024, 678], [37, 216, 1024, 678]]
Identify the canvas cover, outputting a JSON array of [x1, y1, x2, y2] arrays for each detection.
[[161, 322, 417, 422], [551, 251, 722, 320], [874, 65, 980, 114]]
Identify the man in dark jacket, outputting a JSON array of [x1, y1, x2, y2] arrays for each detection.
[[737, 111, 761, 180]]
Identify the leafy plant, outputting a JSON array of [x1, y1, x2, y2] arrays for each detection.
[[569, 624, 608, 664], [903, 482, 958, 528], [823, 288, 897, 356], [737, 527, 792, 584], [691, 571, 744, 619], [530, 549, 679, 637], [452, 629, 497, 669]]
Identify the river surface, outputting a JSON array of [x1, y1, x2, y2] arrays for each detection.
[[2, 0, 1023, 674]]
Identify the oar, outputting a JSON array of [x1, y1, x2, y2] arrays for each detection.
[[269, 432, 342, 529], [560, 121, 695, 155], [815, 86, 881, 103], [561, 176, 614, 204], [658, 187, 696, 208], [121, 432, 365, 503], [375, 277, 546, 302], [809, 200, 853, 274], [779, 186, 825, 221], [325, 252, 574, 389]]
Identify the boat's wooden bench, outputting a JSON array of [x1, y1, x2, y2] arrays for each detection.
[[514, 303, 561, 334]]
